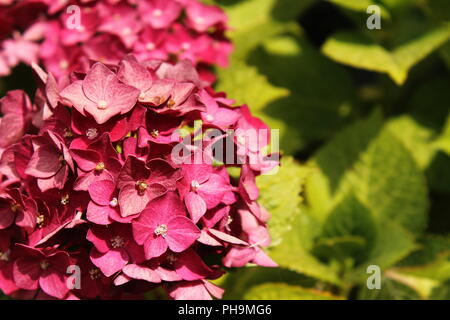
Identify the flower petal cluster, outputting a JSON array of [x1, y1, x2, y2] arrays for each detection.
[[0, 0, 232, 82], [0, 56, 278, 300]]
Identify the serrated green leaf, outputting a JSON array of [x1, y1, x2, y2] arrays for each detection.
[[244, 283, 342, 300], [348, 129, 428, 234], [256, 157, 308, 246], [269, 213, 342, 285], [385, 115, 438, 169]]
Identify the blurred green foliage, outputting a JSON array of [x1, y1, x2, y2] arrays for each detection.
[[207, 0, 450, 300]]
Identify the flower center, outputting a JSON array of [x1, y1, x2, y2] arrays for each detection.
[[95, 162, 105, 172], [182, 42, 191, 51], [139, 91, 147, 101], [97, 100, 108, 110], [89, 268, 101, 280], [167, 99, 175, 108], [152, 96, 162, 105], [195, 17, 205, 24], [61, 194, 70, 205], [150, 129, 159, 138], [40, 260, 50, 270], [59, 60, 69, 70], [191, 180, 200, 192], [36, 214, 45, 228], [86, 128, 98, 140], [110, 236, 125, 248], [109, 197, 118, 208], [146, 42, 155, 51], [154, 224, 168, 238], [166, 253, 177, 263], [152, 9, 163, 17], [63, 127, 73, 138], [122, 27, 132, 36], [10, 203, 21, 212], [136, 180, 148, 194], [0, 250, 10, 262]]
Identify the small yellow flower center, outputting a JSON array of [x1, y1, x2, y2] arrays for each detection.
[[167, 99, 175, 108], [95, 162, 105, 172], [191, 180, 200, 192], [36, 214, 45, 228], [86, 128, 98, 140], [89, 268, 101, 280], [152, 96, 162, 105], [109, 197, 118, 208], [63, 128, 74, 138], [97, 100, 108, 110], [139, 91, 147, 101], [110, 236, 125, 248], [40, 260, 50, 270], [166, 253, 177, 263], [0, 250, 10, 262], [10, 203, 21, 212], [154, 224, 168, 238], [61, 194, 70, 206], [150, 129, 159, 138], [136, 181, 148, 194]]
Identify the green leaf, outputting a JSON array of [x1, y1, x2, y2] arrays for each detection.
[[216, 0, 302, 60], [385, 115, 438, 169], [243, 283, 342, 300], [347, 129, 428, 234], [355, 221, 417, 276], [269, 212, 342, 285], [242, 35, 354, 153], [327, 0, 390, 18], [215, 62, 289, 112], [314, 194, 377, 264], [221, 267, 315, 299], [256, 157, 308, 246], [322, 25, 450, 85], [315, 112, 428, 234]]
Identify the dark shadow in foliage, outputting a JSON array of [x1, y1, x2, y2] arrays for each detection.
[[213, 0, 242, 6], [297, 1, 356, 47], [271, 0, 315, 22], [409, 75, 450, 133], [2, 64, 36, 100]]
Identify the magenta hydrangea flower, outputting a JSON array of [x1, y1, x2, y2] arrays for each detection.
[[0, 56, 278, 300], [132, 192, 200, 259], [0, 0, 232, 82]]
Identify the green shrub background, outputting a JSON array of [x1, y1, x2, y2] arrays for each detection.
[[206, 0, 450, 300], [2, 0, 450, 300]]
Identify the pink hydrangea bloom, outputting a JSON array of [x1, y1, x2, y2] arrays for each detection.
[[0, 0, 232, 81], [0, 56, 278, 300]]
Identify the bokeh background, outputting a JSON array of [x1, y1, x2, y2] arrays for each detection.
[[2, 0, 450, 300]]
